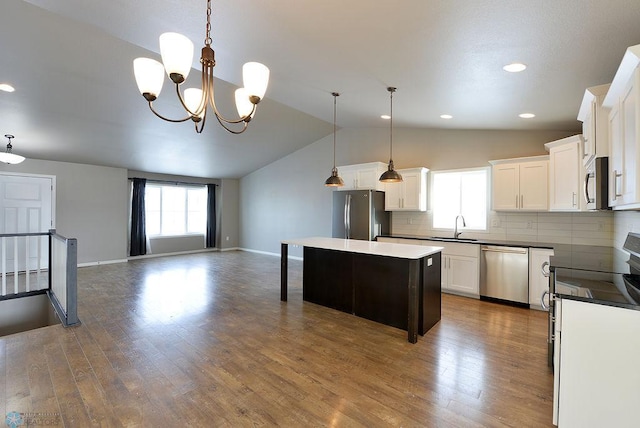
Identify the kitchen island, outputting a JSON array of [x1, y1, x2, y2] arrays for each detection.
[[281, 237, 443, 343]]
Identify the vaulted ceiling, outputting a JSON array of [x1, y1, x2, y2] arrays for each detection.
[[2, 0, 640, 178]]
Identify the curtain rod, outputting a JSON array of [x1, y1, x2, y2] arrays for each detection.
[[129, 178, 219, 187]]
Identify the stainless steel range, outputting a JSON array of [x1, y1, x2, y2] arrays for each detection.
[[547, 233, 640, 367]]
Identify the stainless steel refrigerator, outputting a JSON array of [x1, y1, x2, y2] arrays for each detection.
[[332, 190, 389, 240]]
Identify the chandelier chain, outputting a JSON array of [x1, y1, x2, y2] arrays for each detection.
[[205, 0, 212, 46]]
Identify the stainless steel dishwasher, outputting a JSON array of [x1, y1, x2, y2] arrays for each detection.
[[480, 245, 529, 305]]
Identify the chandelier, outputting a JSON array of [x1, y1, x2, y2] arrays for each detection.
[[0, 135, 25, 165], [133, 0, 270, 134]]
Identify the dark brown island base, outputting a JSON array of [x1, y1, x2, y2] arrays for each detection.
[[281, 237, 443, 343]]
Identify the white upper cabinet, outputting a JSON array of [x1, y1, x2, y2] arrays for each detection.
[[577, 84, 610, 166], [603, 45, 640, 209], [336, 162, 388, 191], [545, 135, 586, 211], [489, 156, 549, 211], [384, 167, 428, 211]]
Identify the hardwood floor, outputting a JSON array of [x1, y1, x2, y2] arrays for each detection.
[[0, 251, 554, 427]]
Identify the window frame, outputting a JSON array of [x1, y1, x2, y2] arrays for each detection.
[[429, 166, 490, 232], [144, 183, 208, 238]]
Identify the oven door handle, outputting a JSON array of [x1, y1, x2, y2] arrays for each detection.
[[541, 290, 550, 310]]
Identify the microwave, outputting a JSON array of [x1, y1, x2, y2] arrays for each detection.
[[584, 157, 610, 210]]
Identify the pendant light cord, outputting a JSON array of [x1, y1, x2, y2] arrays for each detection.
[[388, 87, 396, 161], [332, 92, 339, 169]]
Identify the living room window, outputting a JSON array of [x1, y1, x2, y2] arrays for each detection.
[[431, 167, 488, 231], [145, 184, 207, 236]]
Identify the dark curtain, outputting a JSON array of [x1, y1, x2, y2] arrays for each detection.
[[130, 178, 147, 256], [206, 184, 217, 248]]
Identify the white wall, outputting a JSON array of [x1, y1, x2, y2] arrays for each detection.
[[220, 178, 240, 249], [0, 159, 128, 264], [239, 127, 577, 255]]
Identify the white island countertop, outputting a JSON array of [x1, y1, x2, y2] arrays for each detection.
[[282, 237, 443, 260]]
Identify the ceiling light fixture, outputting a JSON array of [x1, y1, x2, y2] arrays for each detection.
[[324, 92, 344, 187], [133, 0, 269, 134], [379, 87, 403, 183], [0, 84, 15, 93], [519, 113, 536, 119], [440, 114, 453, 119], [503, 63, 527, 73], [0, 135, 25, 164]]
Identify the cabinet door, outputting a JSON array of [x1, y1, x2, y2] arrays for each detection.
[[447, 255, 479, 296], [384, 182, 403, 211], [357, 167, 381, 190], [401, 171, 422, 210], [609, 103, 623, 207], [519, 161, 549, 210], [621, 70, 638, 205], [549, 142, 580, 211], [492, 164, 519, 210], [338, 166, 357, 190], [440, 255, 450, 291], [582, 103, 595, 165], [529, 248, 553, 310]]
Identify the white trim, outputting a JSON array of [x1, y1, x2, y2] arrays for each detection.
[[128, 247, 218, 260], [240, 247, 303, 261], [220, 247, 240, 252], [78, 259, 128, 268]]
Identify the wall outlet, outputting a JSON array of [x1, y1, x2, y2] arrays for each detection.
[[526, 220, 533, 229], [407, 217, 413, 225], [491, 218, 500, 228], [597, 221, 605, 232], [226, 236, 230, 241]]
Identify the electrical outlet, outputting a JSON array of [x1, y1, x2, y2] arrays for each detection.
[[526, 220, 533, 229], [491, 218, 500, 228], [597, 221, 605, 232], [226, 236, 230, 241]]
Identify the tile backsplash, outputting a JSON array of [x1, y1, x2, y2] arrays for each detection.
[[391, 210, 614, 247], [613, 211, 640, 249]]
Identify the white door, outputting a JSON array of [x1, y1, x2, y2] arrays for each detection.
[[0, 174, 54, 274]]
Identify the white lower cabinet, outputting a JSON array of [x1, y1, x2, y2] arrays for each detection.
[[554, 299, 640, 427], [421, 240, 479, 297], [528, 248, 554, 310]]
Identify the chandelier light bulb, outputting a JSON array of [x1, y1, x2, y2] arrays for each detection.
[[159, 32, 194, 83], [184, 88, 205, 120], [243, 62, 270, 101], [133, 58, 165, 100], [235, 88, 254, 119]]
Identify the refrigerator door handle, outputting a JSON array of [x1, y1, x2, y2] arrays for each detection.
[[346, 194, 352, 239], [343, 196, 348, 238]]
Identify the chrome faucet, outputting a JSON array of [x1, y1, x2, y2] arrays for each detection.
[[454, 215, 466, 239]]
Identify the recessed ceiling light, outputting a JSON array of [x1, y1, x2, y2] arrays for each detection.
[[440, 114, 453, 119], [381, 114, 391, 120], [0, 84, 15, 93], [519, 113, 536, 119], [503, 63, 527, 73]]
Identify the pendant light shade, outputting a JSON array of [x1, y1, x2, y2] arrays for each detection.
[[325, 92, 344, 187], [0, 134, 25, 165], [379, 87, 403, 183]]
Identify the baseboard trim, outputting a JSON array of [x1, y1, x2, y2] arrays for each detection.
[[127, 247, 219, 261], [78, 259, 128, 268], [220, 247, 240, 252]]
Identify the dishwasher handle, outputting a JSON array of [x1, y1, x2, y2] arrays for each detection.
[[481, 246, 528, 255]]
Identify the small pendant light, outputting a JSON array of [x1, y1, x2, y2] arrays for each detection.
[[0, 134, 25, 165], [379, 87, 403, 182], [324, 92, 344, 187]]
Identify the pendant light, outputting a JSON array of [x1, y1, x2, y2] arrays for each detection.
[[324, 92, 344, 187], [379, 87, 403, 182], [0, 135, 25, 164]]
